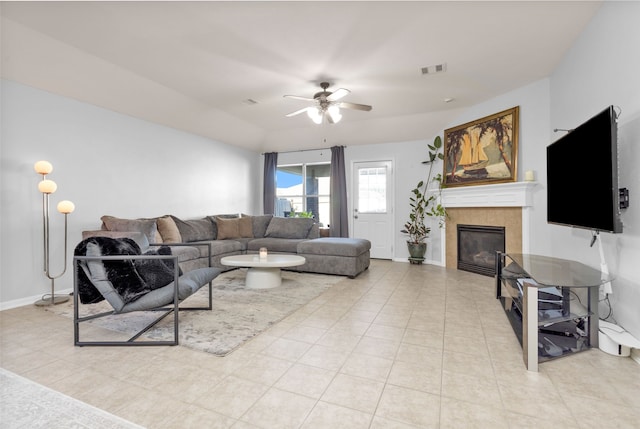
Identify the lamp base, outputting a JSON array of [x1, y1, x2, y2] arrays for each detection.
[[34, 294, 70, 306]]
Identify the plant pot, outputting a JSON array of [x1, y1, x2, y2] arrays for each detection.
[[407, 241, 426, 264]]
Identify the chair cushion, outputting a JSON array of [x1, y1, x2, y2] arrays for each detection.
[[121, 267, 220, 313]]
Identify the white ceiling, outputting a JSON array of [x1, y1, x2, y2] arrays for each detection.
[[0, 1, 601, 153]]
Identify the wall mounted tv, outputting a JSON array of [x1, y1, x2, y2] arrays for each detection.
[[547, 105, 623, 233]]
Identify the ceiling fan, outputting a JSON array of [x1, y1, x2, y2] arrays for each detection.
[[284, 82, 372, 124]]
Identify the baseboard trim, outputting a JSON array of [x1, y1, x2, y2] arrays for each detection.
[[0, 288, 73, 311]]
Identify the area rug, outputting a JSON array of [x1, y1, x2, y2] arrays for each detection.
[[47, 270, 343, 356], [0, 368, 144, 428]]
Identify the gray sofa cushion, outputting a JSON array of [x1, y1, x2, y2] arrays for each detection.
[[169, 245, 201, 262], [171, 216, 216, 242], [251, 214, 273, 238], [100, 216, 159, 244], [247, 237, 307, 253], [265, 217, 315, 239], [191, 239, 244, 257]]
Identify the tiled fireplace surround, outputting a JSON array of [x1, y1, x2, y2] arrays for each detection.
[[438, 182, 537, 269]]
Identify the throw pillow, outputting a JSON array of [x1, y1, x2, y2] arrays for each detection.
[[265, 217, 315, 239], [156, 216, 182, 243], [170, 216, 216, 242], [238, 216, 254, 238], [215, 216, 240, 239], [100, 216, 159, 244], [207, 213, 240, 239], [251, 214, 273, 238]]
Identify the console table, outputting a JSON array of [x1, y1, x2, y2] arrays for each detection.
[[495, 253, 610, 371]]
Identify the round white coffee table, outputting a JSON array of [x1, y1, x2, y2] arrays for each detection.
[[220, 254, 306, 289]]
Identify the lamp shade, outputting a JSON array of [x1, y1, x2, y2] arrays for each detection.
[[57, 200, 75, 214], [38, 179, 57, 194], [34, 160, 53, 175]]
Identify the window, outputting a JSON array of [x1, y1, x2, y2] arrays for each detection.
[[357, 166, 388, 213], [276, 163, 330, 226]]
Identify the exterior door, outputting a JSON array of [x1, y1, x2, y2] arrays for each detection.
[[352, 160, 394, 259]]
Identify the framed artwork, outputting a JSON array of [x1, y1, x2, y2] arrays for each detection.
[[443, 106, 519, 187]]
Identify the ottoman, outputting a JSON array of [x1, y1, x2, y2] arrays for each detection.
[[295, 238, 371, 278]]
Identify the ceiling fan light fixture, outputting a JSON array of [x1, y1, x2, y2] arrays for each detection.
[[328, 105, 342, 123], [284, 82, 371, 124], [307, 106, 323, 124]]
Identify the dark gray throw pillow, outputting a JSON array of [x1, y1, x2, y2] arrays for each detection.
[[264, 217, 315, 239], [252, 214, 273, 238], [170, 216, 216, 242]]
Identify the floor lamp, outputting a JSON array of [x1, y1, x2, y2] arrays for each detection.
[[34, 160, 75, 306]]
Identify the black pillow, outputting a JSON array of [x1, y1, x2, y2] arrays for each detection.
[[74, 237, 146, 304], [134, 246, 180, 290]]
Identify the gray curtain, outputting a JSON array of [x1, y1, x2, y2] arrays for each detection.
[[330, 146, 349, 237], [263, 152, 278, 215]]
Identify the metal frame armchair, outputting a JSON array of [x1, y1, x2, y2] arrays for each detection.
[[74, 241, 219, 346]]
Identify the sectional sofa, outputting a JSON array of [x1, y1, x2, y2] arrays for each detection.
[[82, 214, 371, 278]]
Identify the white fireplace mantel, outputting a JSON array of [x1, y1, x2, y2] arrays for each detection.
[[429, 181, 538, 266], [440, 181, 537, 208]]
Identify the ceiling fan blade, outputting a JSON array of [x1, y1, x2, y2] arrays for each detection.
[[327, 88, 350, 102], [339, 101, 372, 112], [283, 94, 316, 102], [285, 107, 311, 117]]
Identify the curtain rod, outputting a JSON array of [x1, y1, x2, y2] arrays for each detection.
[[261, 145, 345, 155]]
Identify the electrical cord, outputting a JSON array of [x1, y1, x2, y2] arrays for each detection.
[[599, 294, 617, 323]]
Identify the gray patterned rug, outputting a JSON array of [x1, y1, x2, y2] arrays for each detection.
[[0, 368, 144, 429], [47, 269, 343, 356]]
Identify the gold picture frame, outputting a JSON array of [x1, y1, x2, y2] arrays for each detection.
[[443, 106, 519, 187]]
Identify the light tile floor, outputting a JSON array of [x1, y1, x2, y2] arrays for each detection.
[[1, 260, 639, 428]]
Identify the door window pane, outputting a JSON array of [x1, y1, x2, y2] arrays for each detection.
[[358, 167, 387, 213]]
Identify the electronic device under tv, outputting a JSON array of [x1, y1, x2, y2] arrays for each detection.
[[547, 105, 623, 233]]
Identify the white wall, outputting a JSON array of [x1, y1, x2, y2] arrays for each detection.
[[0, 80, 260, 308], [273, 78, 552, 266], [272, 140, 438, 263], [421, 79, 551, 265], [547, 1, 640, 339]]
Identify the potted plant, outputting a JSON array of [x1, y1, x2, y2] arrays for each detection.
[[402, 136, 447, 264]]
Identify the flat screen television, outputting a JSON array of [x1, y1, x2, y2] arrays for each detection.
[[547, 105, 623, 233]]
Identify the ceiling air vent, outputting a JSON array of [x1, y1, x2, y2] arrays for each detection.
[[421, 63, 447, 75]]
